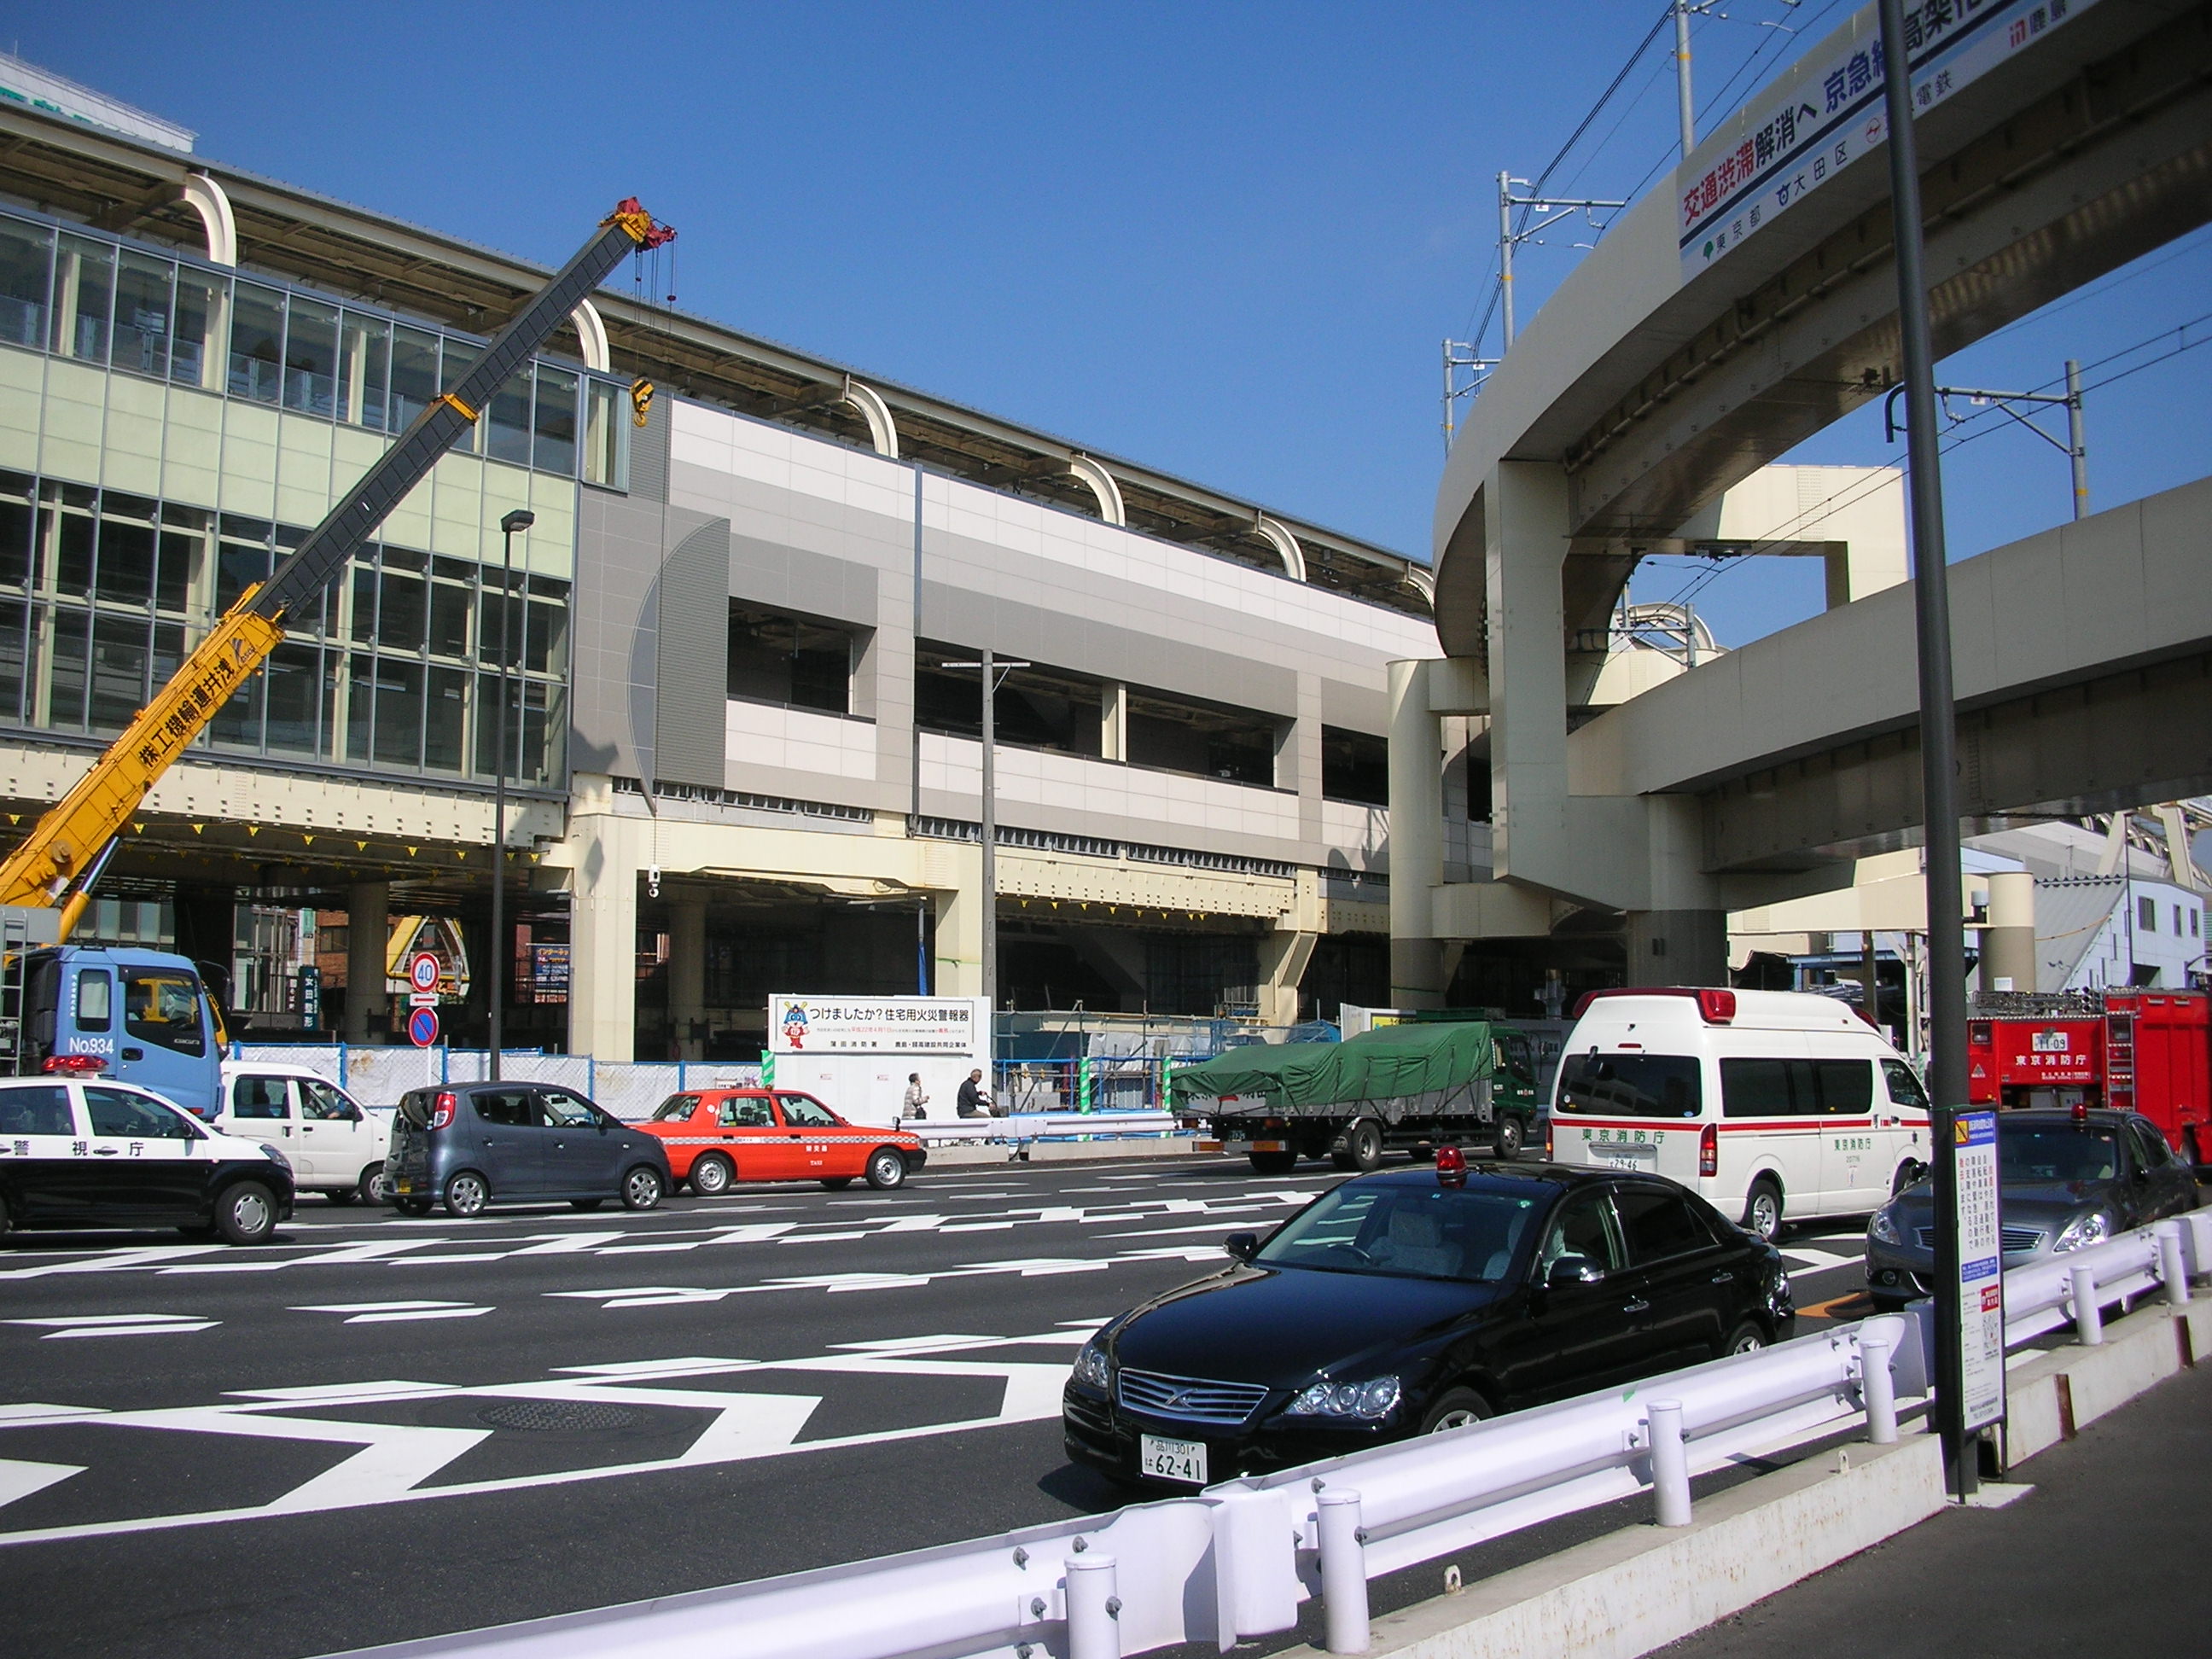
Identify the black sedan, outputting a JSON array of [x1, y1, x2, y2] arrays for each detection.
[[1062, 1161, 1793, 1487], [1866, 1109, 2202, 1309]]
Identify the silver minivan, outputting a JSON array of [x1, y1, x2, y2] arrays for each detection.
[[386, 1082, 671, 1218]]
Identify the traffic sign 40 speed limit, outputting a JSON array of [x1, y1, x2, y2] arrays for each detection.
[[409, 952, 441, 995]]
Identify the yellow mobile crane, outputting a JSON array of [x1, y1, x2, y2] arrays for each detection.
[[0, 198, 673, 937]]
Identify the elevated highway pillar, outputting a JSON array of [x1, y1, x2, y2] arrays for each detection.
[[342, 880, 388, 1043]]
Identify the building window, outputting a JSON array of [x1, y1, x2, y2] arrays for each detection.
[[0, 208, 623, 485], [915, 643, 1108, 756], [733, 602, 862, 715], [1321, 725, 1388, 806], [1126, 684, 1280, 787], [2139, 895, 2157, 933]]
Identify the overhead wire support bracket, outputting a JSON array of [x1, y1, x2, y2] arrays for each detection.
[[1884, 359, 2089, 519]]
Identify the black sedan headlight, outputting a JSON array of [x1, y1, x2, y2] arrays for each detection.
[[1284, 1376, 1401, 1420], [2053, 1210, 2114, 1254], [1869, 1205, 1904, 1246], [1071, 1336, 1113, 1391]]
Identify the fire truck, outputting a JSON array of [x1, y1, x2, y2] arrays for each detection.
[[1967, 988, 2210, 1160]]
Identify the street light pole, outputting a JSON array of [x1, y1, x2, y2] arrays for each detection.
[[1674, 0, 1698, 159], [491, 508, 534, 1081], [1877, 0, 1976, 1499], [940, 651, 1029, 1012]]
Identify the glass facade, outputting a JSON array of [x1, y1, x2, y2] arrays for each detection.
[[0, 211, 625, 489], [0, 471, 567, 785]]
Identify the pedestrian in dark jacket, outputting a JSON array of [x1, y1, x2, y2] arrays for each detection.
[[956, 1068, 988, 1118]]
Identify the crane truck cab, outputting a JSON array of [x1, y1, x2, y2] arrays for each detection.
[[20, 946, 224, 1120]]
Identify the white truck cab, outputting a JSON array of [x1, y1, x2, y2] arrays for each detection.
[[213, 1062, 390, 1204], [1548, 987, 1930, 1241]]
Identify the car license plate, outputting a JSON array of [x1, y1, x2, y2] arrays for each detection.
[[395, 1179, 417, 1193], [1596, 1143, 1656, 1169], [1139, 1434, 1208, 1483]]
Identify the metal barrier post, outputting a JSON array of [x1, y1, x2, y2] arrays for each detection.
[[2186, 1212, 2212, 1284], [1860, 1335, 1898, 1445], [1317, 1488, 1371, 1654], [1648, 1400, 1691, 1526], [1065, 1552, 1120, 1659], [2069, 1263, 2104, 1345], [2156, 1223, 2191, 1307]]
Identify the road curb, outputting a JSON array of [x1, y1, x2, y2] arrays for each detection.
[[1277, 1297, 2207, 1659]]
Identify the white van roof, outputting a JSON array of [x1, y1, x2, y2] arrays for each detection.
[[219, 1059, 351, 1085], [1575, 988, 1875, 1033]]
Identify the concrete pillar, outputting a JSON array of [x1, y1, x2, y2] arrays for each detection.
[[1100, 682, 1127, 761], [932, 859, 987, 999], [343, 881, 388, 1042], [1624, 911, 1728, 987], [1484, 463, 1572, 893], [569, 830, 638, 1062], [1388, 657, 1447, 1006], [1980, 870, 2036, 994], [669, 896, 707, 1059], [1257, 929, 1318, 1028]]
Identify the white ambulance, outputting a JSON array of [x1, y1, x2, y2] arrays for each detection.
[[1546, 987, 1930, 1241]]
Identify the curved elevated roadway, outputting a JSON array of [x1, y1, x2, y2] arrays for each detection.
[[1398, 0, 2212, 996]]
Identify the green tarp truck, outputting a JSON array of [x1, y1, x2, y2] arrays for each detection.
[[1169, 1020, 1542, 1174]]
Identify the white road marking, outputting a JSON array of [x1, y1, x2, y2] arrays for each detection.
[[5, 1313, 218, 1339], [292, 1301, 493, 1324], [0, 1336, 1077, 1544], [0, 1458, 82, 1509]]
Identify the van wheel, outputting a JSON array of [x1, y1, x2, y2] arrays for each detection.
[[1721, 1320, 1769, 1356], [442, 1172, 490, 1219], [363, 1164, 389, 1203], [214, 1181, 278, 1246], [324, 1185, 358, 1206], [864, 1149, 908, 1190], [1493, 1117, 1525, 1160], [394, 1197, 433, 1217], [621, 1165, 665, 1212], [688, 1153, 733, 1197], [1743, 1179, 1784, 1243], [1249, 1150, 1297, 1176]]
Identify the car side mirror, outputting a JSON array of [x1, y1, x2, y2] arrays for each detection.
[[1546, 1255, 1604, 1289], [1225, 1231, 1260, 1262]]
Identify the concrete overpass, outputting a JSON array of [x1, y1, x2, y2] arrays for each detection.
[[1395, 0, 2212, 1001]]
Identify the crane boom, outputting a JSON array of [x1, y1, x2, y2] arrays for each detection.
[[0, 198, 672, 923]]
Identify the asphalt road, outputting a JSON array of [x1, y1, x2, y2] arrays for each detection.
[[0, 1153, 1874, 1659]]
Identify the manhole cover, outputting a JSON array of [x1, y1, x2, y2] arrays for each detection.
[[478, 1400, 644, 1433]]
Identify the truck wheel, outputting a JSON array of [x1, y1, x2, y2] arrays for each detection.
[[1493, 1117, 1525, 1160], [1249, 1150, 1298, 1176], [1405, 1144, 1435, 1163], [1345, 1121, 1384, 1173]]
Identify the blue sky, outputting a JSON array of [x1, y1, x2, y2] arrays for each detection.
[[16, 1, 2207, 646]]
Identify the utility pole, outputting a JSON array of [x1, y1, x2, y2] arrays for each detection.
[[940, 651, 1028, 1012], [1674, 0, 1698, 158], [1883, 362, 2089, 521], [1496, 178, 1626, 351], [1879, 0, 1983, 1501], [489, 508, 533, 1080]]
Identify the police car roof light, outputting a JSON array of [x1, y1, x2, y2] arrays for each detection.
[[43, 1053, 106, 1074], [1435, 1144, 1468, 1187]]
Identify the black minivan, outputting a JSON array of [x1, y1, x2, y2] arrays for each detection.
[[387, 1082, 672, 1218]]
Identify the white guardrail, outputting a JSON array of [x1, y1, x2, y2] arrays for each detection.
[[327, 1214, 2212, 1659], [907, 1111, 1184, 1150]]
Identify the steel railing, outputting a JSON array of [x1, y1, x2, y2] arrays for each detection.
[[321, 1214, 2212, 1659]]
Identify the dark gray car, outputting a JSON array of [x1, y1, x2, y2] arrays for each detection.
[[386, 1083, 672, 1218], [1866, 1109, 2200, 1309]]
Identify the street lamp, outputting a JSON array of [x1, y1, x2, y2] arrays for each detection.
[[489, 508, 534, 1080], [939, 650, 1027, 1010]]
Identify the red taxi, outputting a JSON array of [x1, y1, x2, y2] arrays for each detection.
[[637, 1088, 927, 1195]]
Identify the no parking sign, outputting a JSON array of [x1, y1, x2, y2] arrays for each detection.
[[407, 1005, 439, 1047]]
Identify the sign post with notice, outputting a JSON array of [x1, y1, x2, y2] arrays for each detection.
[[1953, 1109, 2006, 1434]]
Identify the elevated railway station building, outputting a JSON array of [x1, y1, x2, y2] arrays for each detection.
[[0, 69, 1437, 1060]]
